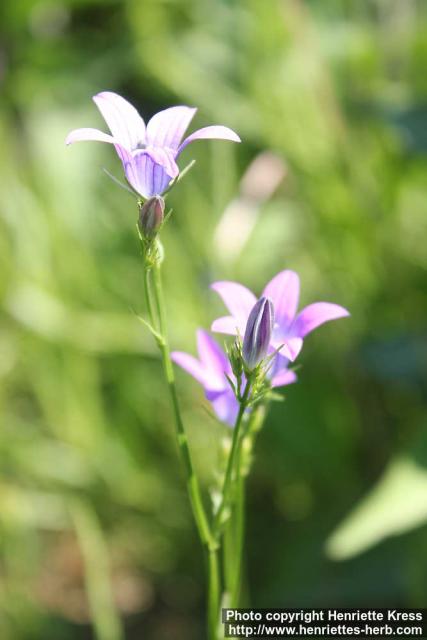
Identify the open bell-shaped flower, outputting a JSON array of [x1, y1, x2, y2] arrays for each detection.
[[66, 91, 240, 198], [211, 270, 349, 362]]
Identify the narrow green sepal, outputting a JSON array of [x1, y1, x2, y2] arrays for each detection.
[[103, 167, 139, 197], [269, 391, 285, 402], [163, 159, 197, 195], [136, 314, 165, 346], [225, 373, 237, 396]]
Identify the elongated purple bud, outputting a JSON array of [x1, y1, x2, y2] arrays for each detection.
[[242, 297, 274, 370], [138, 195, 165, 239]]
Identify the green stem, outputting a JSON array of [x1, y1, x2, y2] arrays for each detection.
[[222, 402, 266, 607], [150, 261, 215, 550], [214, 380, 251, 535], [223, 514, 235, 596], [207, 548, 220, 640], [149, 260, 220, 636], [230, 459, 245, 608], [143, 264, 156, 327]]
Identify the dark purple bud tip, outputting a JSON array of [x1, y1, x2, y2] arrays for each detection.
[[242, 297, 274, 371], [138, 195, 165, 239]]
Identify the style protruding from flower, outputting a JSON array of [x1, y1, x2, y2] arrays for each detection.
[[65, 91, 241, 199], [138, 195, 165, 240], [242, 297, 274, 371], [211, 270, 350, 361], [171, 330, 296, 427]]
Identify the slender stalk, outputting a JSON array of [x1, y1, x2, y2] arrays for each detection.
[[143, 264, 156, 327], [214, 380, 251, 535], [223, 513, 235, 596], [148, 260, 220, 637], [222, 474, 244, 608], [230, 460, 245, 607], [150, 261, 215, 551], [207, 548, 221, 640], [223, 403, 267, 607]]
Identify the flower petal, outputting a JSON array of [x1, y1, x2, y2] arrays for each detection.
[[197, 330, 230, 390], [205, 389, 239, 426], [271, 335, 303, 362], [146, 106, 197, 150], [271, 368, 297, 388], [171, 351, 207, 386], [286, 337, 304, 360], [211, 281, 257, 335], [211, 315, 241, 335], [262, 270, 300, 330], [65, 128, 134, 171], [93, 91, 146, 151], [65, 127, 116, 145], [292, 302, 350, 338], [178, 125, 241, 154], [269, 336, 294, 361], [268, 353, 297, 388], [124, 148, 179, 198]]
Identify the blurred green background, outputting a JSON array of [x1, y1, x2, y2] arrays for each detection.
[[1, 0, 427, 638]]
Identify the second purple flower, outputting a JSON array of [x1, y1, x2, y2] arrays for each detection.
[[211, 270, 350, 362]]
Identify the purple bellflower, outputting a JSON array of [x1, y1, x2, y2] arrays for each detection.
[[171, 330, 296, 427], [66, 91, 241, 199], [211, 270, 349, 362], [242, 297, 274, 370]]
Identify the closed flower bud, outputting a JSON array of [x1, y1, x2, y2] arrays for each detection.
[[242, 297, 274, 371], [138, 195, 165, 239]]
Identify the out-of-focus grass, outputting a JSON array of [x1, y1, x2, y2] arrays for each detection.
[[1, 0, 427, 637]]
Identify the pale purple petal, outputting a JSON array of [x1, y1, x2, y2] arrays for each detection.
[[206, 389, 239, 427], [286, 337, 304, 361], [65, 128, 116, 145], [211, 281, 257, 335], [271, 369, 297, 388], [146, 106, 197, 150], [262, 270, 300, 330], [268, 352, 297, 388], [65, 129, 135, 173], [178, 125, 241, 154], [197, 330, 230, 390], [271, 336, 303, 362], [269, 336, 294, 361], [211, 316, 241, 335], [292, 302, 350, 338], [93, 91, 146, 151], [268, 351, 291, 372], [124, 148, 179, 198], [171, 351, 207, 386], [145, 146, 180, 180]]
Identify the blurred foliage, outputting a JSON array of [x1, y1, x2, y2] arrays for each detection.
[[1, 0, 427, 638]]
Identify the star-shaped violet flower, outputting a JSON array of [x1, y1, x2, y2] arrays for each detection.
[[211, 270, 350, 362], [65, 91, 241, 199], [171, 330, 296, 427]]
